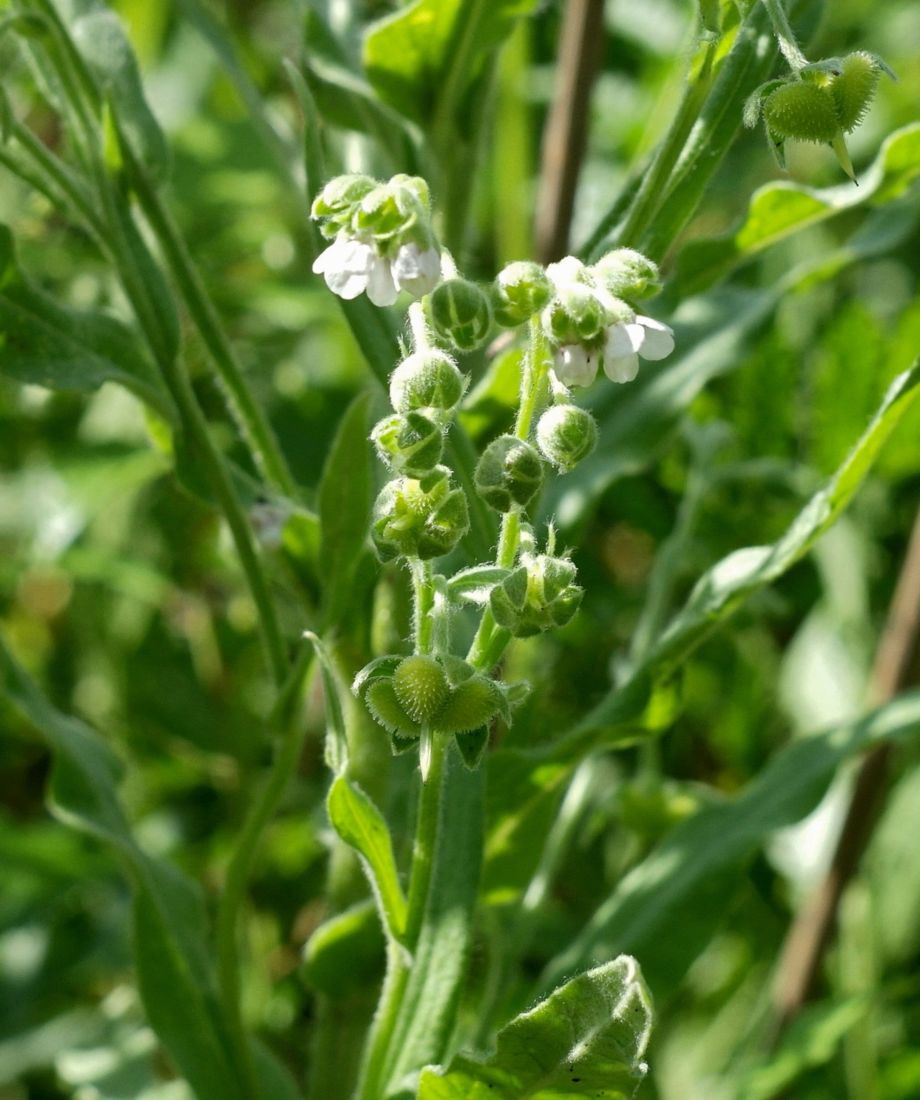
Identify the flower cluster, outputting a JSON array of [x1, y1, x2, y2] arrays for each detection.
[[539, 253, 674, 389], [311, 174, 442, 305]]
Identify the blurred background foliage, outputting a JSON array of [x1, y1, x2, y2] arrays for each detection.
[[0, 0, 919, 1097]]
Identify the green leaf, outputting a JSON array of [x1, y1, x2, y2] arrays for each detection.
[[542, 690, 920, 995], [302, 900, 385, 997], [557, 363, 920, 758], [304, 631, 349, 775], [0, 224, 171, 418], [0, 634, 247, 1100], [327, 776, 408, 944], [698, 0, 721, 36], [319, 391, 373, 628], [363, 0, 538, 129], [672, 122, 920, 297], [54, 0, 169, 181], [419, 956, 652, 1099]]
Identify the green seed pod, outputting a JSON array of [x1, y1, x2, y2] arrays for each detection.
[[371, 468, 470, 562], [490, 553, 583, 637], [542, 283, 608, 346], [393, 655, 450, 723], [435, 675, 504, 735], [831, 52, 881, 132], [536, 405, 598, 472], [429, 279, 493, 352], [763, 81, 839, 144], [311, 174, 378, 223], [389, 350, 465, 416], [371, 412, 443, 476], [365, 678, 421, 738], [592, 249, 661, 301], [492, 261, 553, 327], [474, 435, 544, 513]]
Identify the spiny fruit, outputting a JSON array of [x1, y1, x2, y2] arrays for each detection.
[[832, 52, 881, 132], [393, 655, 450, 723], [763, 81, 839, 144]]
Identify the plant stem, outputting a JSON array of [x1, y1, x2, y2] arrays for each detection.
[[404, 732, 449, 945], [126, 159, 298, 498], [215, 646, 313, 1097], [615, 38, 718, 252], [761, 0, 809, 73]]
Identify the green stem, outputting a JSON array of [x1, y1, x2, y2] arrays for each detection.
[[124, 155, 298, 498], [215, 646, 313, 1097], [411, 559, 435, 655], [615, 38, 718, 251], [404, 732, 449, 945], [761, 0, 808, 73]]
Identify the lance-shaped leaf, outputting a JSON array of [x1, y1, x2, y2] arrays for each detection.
[[418, 956, 652, 1099], [0, 635, 246, 1099], [0, 225, 171, 418], [672, 122, 920, 298], [327, 776, 408, 944], [556, 363, 920, 758], [542, 690, 920, 996]]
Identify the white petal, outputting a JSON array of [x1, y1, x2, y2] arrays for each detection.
[[546, 256, 589, 291], [554, 345, 597, 388], [366, 256, 399, 306], [326, 269, 368, 299], [392, 243, 441, 297], [605, 322, 645, 359], [603, 352, 640, 384], [636, 316, 674, 360], [312, 237, 346, 275], [320, 238, 377, 299]]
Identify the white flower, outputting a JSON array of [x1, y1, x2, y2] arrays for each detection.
[[392, 242, 441, 297], [553, 344, 598, 388], [602, 315, 674, 384], [312, 234, 440, 305]]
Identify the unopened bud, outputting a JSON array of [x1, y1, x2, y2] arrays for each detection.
[[536, 405, 598, 471], [429, 278, 493, 352], [542, 283, 608, 346], [311, 174, 377, 227], [371, 412, 443, 475], [592, 249, 661, 301], [389, 350, 465, 417], [492, 262, 553, 327], [474, 435, 544, 513]]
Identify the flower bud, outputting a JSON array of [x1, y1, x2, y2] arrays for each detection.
[[371, 412, 443, 475], [353, 182, 412, 240], [491, 262, 553, 327], [831, 52, 881, 132], [389, 350, 465, 416], [311, 174, 378, 228], [536, 405, 598, 471], [393, 655, 450, 723], [474, 435, 544, 513], [542, 283, 608, 346], [592, 249, 661, 301], [763, 82, 839, 144], [429, 279, 493, 352], [371, 467, 470, 562], [490, 553, 583, 637]]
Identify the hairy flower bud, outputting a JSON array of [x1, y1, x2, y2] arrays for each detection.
[[542, 282, 608, 346], [536, 405, 598, 471], [763, 82, 839, 144], [592, 249, 661, 301], [429, 279, 493, 352], [474, 435, 544, 513], [310, 174, 378, 232], [490, 553, 583, 637], [371, 467, 469, 562], [389, 350, 465, 417], [371, 412, 443, 475], [491, 262, 553, 327]]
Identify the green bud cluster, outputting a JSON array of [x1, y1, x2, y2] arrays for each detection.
[[428, 278, 494, 352], [490, 550, 583, 637], [353, 653, 509, 739], [389, 349, 465, 418], [311, 172, 437, 254], [592, 249, 661, 301], [371, 466, 469, 562], [371, 412, 443, 476], [474, 435, 544, 513], [491, 262, 553, 327]]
